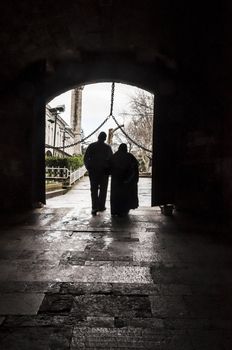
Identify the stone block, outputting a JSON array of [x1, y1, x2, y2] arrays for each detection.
[[72, 294, 152, 318], [0, 293, 44, 315], [38, 294, 74, 315], [0, 326, 72, 350]]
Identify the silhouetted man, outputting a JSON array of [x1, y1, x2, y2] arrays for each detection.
[[84, 131, 113, 215]]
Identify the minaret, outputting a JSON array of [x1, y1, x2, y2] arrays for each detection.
[[70, 86, 84, 154]]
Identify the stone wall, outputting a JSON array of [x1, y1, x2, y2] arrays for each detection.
[[0, 1, 230, 221]]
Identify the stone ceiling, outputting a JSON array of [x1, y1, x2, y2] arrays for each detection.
[[0, 1, 225, 90], [0, 1, 181, 81]]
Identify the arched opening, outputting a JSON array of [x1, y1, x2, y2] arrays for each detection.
[[45, 150, 52, 157], [0, 0, 224, 219], [45, 82, 154, 212], [24, 57, 177, 213]]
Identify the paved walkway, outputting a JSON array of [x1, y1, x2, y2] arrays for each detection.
[[0, 176, 232, 349]]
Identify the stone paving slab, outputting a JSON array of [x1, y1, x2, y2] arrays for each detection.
[[39, 293, 74, 315], [70, 327, 194, 350], [0, 177, 232, 348], [189, 330, 232, 350], [60, 250, 133, 265], [0, 281, 60, 293], [59, 282, 159, 295], [72, 294, 152, 318], [0, 326, 72, 350], [1, 266, 152, 284], [163, 318, 232, 330], [57, 266, 153, 284], [2, 314, 232, 331], [37, 293, 153, 319], [183, 295, 232, 318], [150, 264, 232, 285], [17, 249, 64, 261], [0, 293, 44, 315], [2, 314, 115, 328], [150, 295, 189, 318]]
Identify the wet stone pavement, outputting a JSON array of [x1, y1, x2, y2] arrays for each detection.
[[0, 176, 232, 349]]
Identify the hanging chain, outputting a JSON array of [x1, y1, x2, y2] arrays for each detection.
[[111, 114, 152, 153], [45, 114, 110, 150], [110, 82, 152, 153], [46, 82, 152, 153], [109, 82, 115, 116], [109, 82, 152, 153]]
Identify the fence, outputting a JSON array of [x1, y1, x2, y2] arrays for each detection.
[[45, 165, 87, 186], [69, 166, 87, 185]]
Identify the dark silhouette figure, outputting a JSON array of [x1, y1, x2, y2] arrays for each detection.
[[84, 131, 113, 215], [110, 143, 139, 216]]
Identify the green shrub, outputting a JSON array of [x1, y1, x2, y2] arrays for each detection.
[[45, 155, 84, 170]]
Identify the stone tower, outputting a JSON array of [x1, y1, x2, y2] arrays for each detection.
[[70, 86, 84, 154]]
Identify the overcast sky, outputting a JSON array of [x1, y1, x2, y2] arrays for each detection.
[[48, 82, 149, 140]]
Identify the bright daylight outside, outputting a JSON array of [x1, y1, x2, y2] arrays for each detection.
[[45, 83, 154, 208]]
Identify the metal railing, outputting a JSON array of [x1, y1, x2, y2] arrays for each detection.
[[45, 165, 87, 186], [69, 165, 87, 185], [45, 167, 69, 180]]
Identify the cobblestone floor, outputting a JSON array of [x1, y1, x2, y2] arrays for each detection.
[[0, 176, 232, 349]]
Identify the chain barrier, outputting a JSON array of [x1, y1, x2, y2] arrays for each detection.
[[45, 114, 110, 150], [110, 82, 152, 153], [110, 82, 115, 116], [45, 81, 152, 153], [111, 114, 152, 153]]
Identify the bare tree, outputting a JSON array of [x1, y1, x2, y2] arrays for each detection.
[[114, 88, 154, 172]]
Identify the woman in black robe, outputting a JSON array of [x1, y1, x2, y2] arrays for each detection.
[[110, 143, 139, 216]]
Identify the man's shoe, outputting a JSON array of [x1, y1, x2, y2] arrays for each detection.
[[91, 209, 98, 216]]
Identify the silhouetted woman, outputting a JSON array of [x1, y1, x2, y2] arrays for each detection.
[[110, 143, 139, 216]]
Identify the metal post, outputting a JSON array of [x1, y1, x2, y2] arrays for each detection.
[[62, 129, 65, 157], [53, 112, 58, 156], [108, 125, 124, 145], [49, 105, 65, 156], [107, 128, 114, 145]]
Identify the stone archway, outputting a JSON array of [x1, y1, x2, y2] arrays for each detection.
[[0, 1, 227, 220], [42, 58, 177, 207]]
